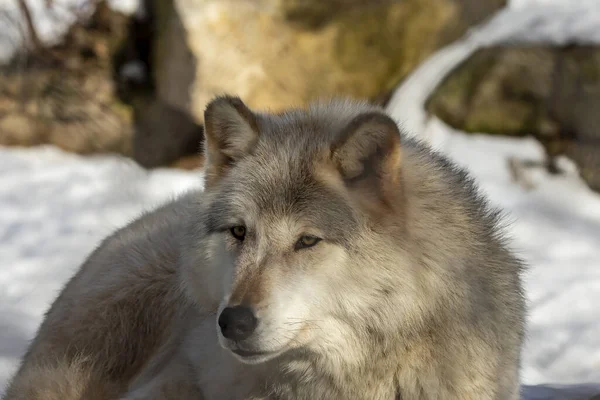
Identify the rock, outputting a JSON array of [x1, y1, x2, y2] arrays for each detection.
[[0, 1, 134, 157], [170, 154, 204, 170], [426, 45, 600, 192], [153, 0, 197, 115], [0, 67, 134, 156], [521, 383, 600, 400], [132, 98, 203, 168], [0, 115, 42, 147], [113, 0, 204, 168], [159, 0, 506, 123]]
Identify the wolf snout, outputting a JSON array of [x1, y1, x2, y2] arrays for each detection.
[[218, 305, 258, 341]]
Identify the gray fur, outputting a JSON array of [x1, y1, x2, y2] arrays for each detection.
[[3, 96, 526, 400]]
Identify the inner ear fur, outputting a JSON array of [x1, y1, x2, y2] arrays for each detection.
[[331, 112, 402, 198], [203, 95, 259, 186]]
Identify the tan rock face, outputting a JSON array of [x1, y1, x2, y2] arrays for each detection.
[[172, 0, 506, 123], [427, 45, 600, 192]]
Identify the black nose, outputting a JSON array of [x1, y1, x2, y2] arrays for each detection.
[[218, 306, 258, 341]]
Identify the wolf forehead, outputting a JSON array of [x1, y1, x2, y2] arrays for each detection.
[[252, 98, 384, 154], [205, 161, 359, 245], [202, 99, 381, 243]]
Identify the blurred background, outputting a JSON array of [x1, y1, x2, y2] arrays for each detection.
[[0, 0, 599, 397]]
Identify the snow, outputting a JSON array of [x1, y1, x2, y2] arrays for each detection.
[[0, 146, 203, 390]]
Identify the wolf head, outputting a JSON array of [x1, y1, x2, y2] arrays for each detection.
[[189, 95, 420, 365]]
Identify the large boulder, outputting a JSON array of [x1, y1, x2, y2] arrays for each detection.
[[157, 0, 507, 124], [427, 45, 600, 192]]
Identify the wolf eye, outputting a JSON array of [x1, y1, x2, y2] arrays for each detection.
[[295, 235, 321, 250], [230, 226, 246, 241]]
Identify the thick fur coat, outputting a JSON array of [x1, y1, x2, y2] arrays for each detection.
[[3, 96, 526, 400]]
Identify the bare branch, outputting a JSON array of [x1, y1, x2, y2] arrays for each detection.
[[16, 0, 43, 52]]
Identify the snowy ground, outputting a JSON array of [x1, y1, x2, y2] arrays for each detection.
[[0, 147, 203, 390]]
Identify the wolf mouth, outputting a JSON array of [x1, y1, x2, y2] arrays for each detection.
[[232, 348, 272, 358], [229, 346, 286, 364]]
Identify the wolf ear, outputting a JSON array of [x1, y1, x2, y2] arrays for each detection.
[[203, 95, 259, 186], [331, 112, 402, 201]]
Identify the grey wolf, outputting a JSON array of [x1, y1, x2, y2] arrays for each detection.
[[2, 95, 526, 399]]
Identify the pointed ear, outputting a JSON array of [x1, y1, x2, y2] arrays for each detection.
[[203, 95, 259, 186], [331, 112, 402, 202]]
